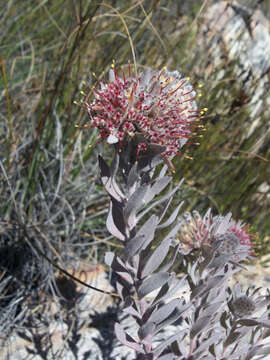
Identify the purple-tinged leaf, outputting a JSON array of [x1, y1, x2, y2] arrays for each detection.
[[187, 260, 199, 287], [116, 282, 125, 301], [174, 339, 188, 357], [143, 176, 172, 204], [190, 315, 212, 338], [123, 295, 135, 307], [118, 254, 136, 273], [154, 329, 187, 358], [199, 245, 216, 273], [140, 304, 155, 323], [159, 164, 169, 178], [124, 215, 158, 260], [138, 182, 182, 221], [141, 237, 172, 278], [157, 197, 173, 224], [158, 202, 184, 229], [122, 306, 140, 318], [262, 328, 270, 339], [237, 318, 259, 327], [104, 252, 114, 266], [147, 299, 179, 324], [159, 244, 180, 273], [159, 244, 181, 272], [138, 272, 170, 299], [114, 323, 144, 353], [257, 320, 270, 328], [253, 297, 268, 312], [99, 156, 124, 201], [236, 323, 252, 340], [246, 345, 264, 360], [224, 330, 241, 347], [162, 221, 183, 243], [193, 333, 221, 356], [117, 271, 134, 284], [116, 281, 131, 302], [105, 252, 128, 273], [106, 202, 124, 241], [151, 276, 174, 306], [124, 234, 145, 260], [155, 303, 190, 332], [140, 215, 159, 250], [238, 319, 270, 328], [127, 214, 136, 232], [230, 343, 250, 358], [209, 344, 216, 358], [204, 301, 224, 318], [98, 155, 110, 178], [220, 311, 228, 330], [157, 354, 177, 360], [106, 198, 125, 241], [123, 297, 141, 318], [143, 337, 153, 353], [132, 253, 140, 271], [191, 275, 226, 299], [170, 340, 181, 357], [127, 163, 139, 194], [157, 275, 187, 304], [110, 152, 119, 177], [247, 345, 270, 359], [250, 324, 261, 344], [110, 177, 125, 201], [207, 284, 226, 304], [138, 322, 156, 341], [124, 184, 148, 216]]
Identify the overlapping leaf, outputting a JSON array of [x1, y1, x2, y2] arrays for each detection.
[[138, 272, 170, 299], [124, 215, 158, 260], [141, 237, 172, 278], [114, 323, 144, 354]]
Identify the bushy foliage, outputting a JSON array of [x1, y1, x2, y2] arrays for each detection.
[[83, 67, 270, 359]]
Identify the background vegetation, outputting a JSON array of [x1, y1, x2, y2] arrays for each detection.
[[0, 0, 269, 346]]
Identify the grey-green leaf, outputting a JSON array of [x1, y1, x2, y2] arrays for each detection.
[[138, 272, 170, 299], [141, 237, 172, 278]]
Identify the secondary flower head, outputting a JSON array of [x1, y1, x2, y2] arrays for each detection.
[[81, 65, 200, 156], [231, 295, 256, 317], [178, 209, 253, 259], [228, 283, 268, 319]]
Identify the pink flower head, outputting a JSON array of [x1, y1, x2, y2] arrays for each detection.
[[178, 209, 253, 259], [82, 66, 199, 156]]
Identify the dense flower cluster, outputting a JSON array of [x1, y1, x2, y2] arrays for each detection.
[[228, 283, 268, 320], [178, 209, 253, 257], [82, 66, 200, 156], [231, 295, 256, 317]]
